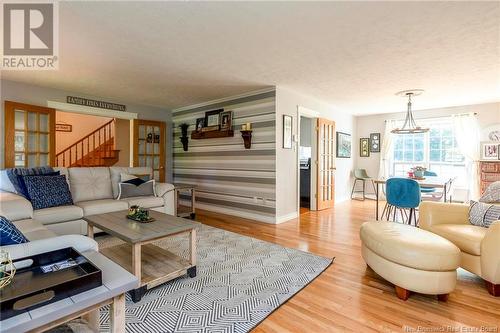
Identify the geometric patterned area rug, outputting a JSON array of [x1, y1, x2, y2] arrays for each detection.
[[96, 223, 333, 333]]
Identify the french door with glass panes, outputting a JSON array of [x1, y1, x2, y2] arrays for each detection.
[[316, 118, 336, 210], [4, 101, 56, 168], [133, 119, 166, 182]]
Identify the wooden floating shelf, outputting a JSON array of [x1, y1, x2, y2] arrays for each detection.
[[191, 130, 234, 139]]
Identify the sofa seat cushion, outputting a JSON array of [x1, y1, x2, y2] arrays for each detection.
[[12, 218, 57, 241], [120, 196, 164, 209], [360, 221, 460, 271], [76, 199, 128, 216], [68, 167, 113, 202], [429, 224, 487, 256], [33, 205, 84, 225]]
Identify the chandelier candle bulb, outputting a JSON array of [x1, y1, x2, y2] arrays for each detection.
[[246, 123, 251, 130], [241, 124, 247, 130]]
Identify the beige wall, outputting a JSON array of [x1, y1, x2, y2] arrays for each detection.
[[55, 111, 112, 153], [114, 118, 131, 167]]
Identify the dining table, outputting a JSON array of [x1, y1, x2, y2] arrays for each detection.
[[373, 176, 454, 220]]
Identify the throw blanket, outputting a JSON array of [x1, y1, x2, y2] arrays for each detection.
[[480, 181, 500, 203], [6, 166, 54, 198]]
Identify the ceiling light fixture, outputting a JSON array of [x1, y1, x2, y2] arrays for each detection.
[[391, 89, 429, 134]]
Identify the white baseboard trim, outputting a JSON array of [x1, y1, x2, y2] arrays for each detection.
[[276, 211, 298, 224], [179, 200, 277, 224]]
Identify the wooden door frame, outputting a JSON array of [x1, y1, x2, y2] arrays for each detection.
[[316, 117, 336, 211], [4, 101, 56, 168], [296, 106, 320, 213], [132, 119, 166, 182]]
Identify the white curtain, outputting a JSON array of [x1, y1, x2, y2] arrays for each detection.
[[378, 119, 398, 180], [452, 113, 480, 201]]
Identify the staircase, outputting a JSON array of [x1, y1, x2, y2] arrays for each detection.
[[56, 119, 120, 167]]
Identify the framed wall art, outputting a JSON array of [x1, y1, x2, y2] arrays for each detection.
[[360, 138, 370, 157], [336, 132, 351, 158], [369, 133, 380, 153]]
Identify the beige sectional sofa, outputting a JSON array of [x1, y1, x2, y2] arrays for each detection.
[[0, 166, 175, 236], [420, 201, 500, 296]]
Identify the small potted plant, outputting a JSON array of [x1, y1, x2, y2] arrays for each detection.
[[179, 123, 189, 151], [411, 166, 426, 178]]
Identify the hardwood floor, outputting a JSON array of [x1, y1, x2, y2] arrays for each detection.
[[195, 200, 500, 332]]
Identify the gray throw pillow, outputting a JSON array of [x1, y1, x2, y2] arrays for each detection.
[[469, 200, 500, 228], [479, 181, 500, 203], [117, 180, 156, 199]]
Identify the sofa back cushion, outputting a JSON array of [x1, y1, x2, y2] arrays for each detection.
[[0, 170, 16, 193], [109, 167, 153, 198], [68, 167, 113, 202]]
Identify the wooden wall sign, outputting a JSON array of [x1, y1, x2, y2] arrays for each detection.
[[56, 123, 72, 132], [67, 96, 126, 111]]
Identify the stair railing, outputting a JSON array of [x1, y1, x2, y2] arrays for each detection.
[[55, 119, 115, 167]]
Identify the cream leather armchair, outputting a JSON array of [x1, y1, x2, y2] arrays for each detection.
[[420, 201, 500, 296]]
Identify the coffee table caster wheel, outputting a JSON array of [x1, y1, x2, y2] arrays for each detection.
[[187, 266, 197, 278], [190, 213, 196, 220], [130, 286, 146, 303]]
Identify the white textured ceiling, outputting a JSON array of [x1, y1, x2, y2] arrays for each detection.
[[2, 1, 499, 115]]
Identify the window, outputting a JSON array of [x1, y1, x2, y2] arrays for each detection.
[[392, 118, 467, 187]]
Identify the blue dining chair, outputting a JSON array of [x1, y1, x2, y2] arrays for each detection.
[[421, 170, 437, 194], [382, 178, 421, 226]]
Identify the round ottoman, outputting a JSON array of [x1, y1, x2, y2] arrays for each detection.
[[360, 221, 461, 301]]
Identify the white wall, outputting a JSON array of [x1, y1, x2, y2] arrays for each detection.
[[275, 87, 356, 221], [355, 102, 500, 195], [0, 80, 173, 181]]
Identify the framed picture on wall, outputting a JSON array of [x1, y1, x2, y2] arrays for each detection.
[[195, 118, 205, 132], [220, 111, 232, 130], [283, 115, 292, 149], [481, 142, 499, 160], [369, 133, 380, 152], [336, 132, 351, 158], [360, 138, 370, 157], [205, 109, 223, 128]]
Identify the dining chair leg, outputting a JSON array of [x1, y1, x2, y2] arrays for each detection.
[[393, 205, 397, 222], [362, 180, 366, 200], [402, 209, 409, 224], [351, 178, 358, 199], [381, 202, 388, 220], [408, 208, 413, 226], [371, 180, 377, 198]]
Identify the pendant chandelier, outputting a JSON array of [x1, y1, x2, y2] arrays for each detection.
[[391, 89, 429, 134]]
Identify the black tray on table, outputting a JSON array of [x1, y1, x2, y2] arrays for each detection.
[[0, 247, 102, 320]]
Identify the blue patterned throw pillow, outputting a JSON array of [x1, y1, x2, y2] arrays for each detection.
[[0, 216, 29, 246], [23, 175, 74, 210]]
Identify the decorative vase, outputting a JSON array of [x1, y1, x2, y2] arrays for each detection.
[[180, 137, 189, 151], [179, 123, 189, 151], [414, 170, 424, 178], [241, 130, 253, 149]]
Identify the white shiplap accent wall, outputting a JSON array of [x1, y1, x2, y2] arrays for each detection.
[[172, 91, 276, 223]]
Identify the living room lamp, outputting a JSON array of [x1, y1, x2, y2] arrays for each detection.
[[391, 89, 429, 134]]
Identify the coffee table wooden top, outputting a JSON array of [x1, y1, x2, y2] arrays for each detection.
[[84, 210, 197, 244]]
